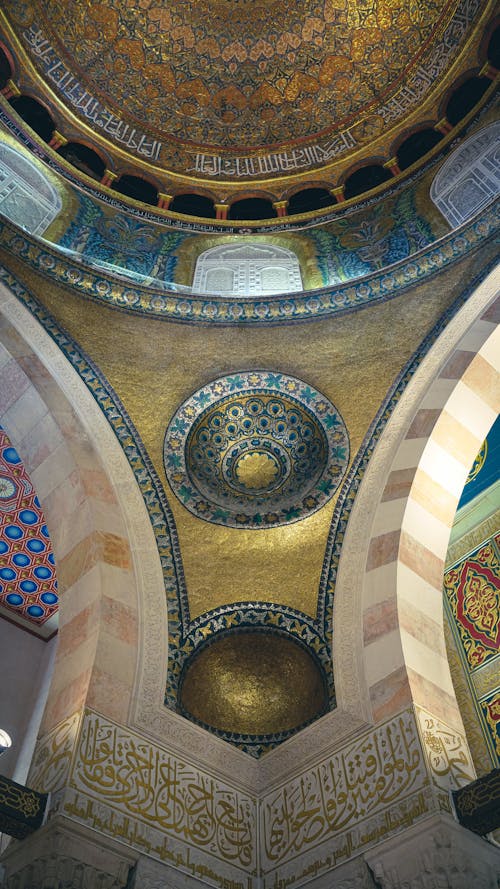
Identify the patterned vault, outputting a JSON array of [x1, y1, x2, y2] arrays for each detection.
[[0, 425, 58, 637]]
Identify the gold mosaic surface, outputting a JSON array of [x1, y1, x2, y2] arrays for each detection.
[[4, 0, 468, 160], [2, 247, 481, 623], [180, 632, 327, 734]]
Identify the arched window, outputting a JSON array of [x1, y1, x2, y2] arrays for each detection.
[[9, 96, 55, 142], [430, 121, 500, 228], [396, 128, 443, 171], [170, 193, 215, 218], [487, 25, 500, 68], [445, 76, 491, 127], [228, 198, 276, 220], [114, 174, 158, 206], [287, 188, 335, 215], [58, 142, 105, 180], [343, 164, 392, 200], [0, 144, 61, 235], [192, 244, 303, 296]]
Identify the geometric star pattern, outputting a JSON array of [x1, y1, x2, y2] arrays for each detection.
[[0, 426, 58, 626]]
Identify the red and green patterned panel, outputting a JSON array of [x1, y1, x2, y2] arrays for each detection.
[[444, 539, 500, 670], [480, 691, 500, 759]]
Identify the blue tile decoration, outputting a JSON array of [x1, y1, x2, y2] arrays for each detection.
[[163, 372, 349, 529], [0, 199, 497, 324], [458, 415, 500, 509], [309, 188, 435, 285], [0, 426, 58, 627], [56, 183, 436, 289], [59, 194, 184, 281]]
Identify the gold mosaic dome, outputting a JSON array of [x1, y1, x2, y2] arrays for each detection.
[[36, 0, 442, 148], [3, 0, 489, 180], [179, 632, 328, 737]]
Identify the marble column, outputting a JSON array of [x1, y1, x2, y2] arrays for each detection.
[[364, 814, 500, 889], [0, 818, 136, 889]]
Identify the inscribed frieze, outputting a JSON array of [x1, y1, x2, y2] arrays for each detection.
[[70, 710, 257, 871]]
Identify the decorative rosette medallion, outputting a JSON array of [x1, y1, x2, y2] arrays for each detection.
[[163, 371, 349, 528]]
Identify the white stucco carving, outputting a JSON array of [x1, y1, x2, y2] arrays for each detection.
[[0, 143, 61, 235], [192, 244, 303, 296], [430, 122, 500, 228]]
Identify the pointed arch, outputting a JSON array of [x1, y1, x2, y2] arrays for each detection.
[[193, 242, 303, 295], [0, 274, 161, 746], [333, 265, 499, 743], [430, 121, 500, 227]]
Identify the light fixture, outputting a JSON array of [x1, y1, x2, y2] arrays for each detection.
[[0, 728, 13, 754]]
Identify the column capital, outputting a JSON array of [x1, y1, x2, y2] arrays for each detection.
[[158, 193, 173, 209], [383, 156, 401, 175], [364, 814, 500, 889], [1, 79, 20, 99], [0, 818, 136, 889], [48, 131, 67, 150], [101, 169, 118, 187], [435, 117, 453, 135], [273, 200, 289, 217], [330, 185, 345, 202], [479, 61, 498, 80]]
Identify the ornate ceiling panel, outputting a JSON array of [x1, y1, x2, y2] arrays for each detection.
[[1, 0, 490, 179], [30, 0, 449, 148], [0, 426, 58, 636], [163, 372, 349, 528]]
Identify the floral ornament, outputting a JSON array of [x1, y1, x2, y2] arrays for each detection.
[[163, 372, 349, 528]]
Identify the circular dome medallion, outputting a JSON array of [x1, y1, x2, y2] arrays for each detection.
[[163, 372, 349, 528]]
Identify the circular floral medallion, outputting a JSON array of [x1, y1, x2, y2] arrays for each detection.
[[0, 475, 16, 499], [163, 371, 349, 528]]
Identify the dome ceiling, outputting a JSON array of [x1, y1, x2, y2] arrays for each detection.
[[179, 631, 328, 737], [30, 0, 449, 148], [3, 0, 489, 179]]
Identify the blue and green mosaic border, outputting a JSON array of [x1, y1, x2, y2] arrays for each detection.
[[0, 199, 497, 325]]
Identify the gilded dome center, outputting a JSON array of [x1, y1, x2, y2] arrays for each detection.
[[179, 631, 328, 736], [234, 450, 281, 492]]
